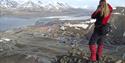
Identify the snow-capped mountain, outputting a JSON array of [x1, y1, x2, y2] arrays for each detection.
[[36, 1, 45, 7], [18, 0, 40, 8], [0, 0, 83, 12], [0, 0, 18, 8], [45, 3, 57, 10], [16, 0, 73, 12], [56, 2, 71, 9], [44, 2, 72, 12]]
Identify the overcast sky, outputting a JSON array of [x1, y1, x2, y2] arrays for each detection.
[[14, 0, 125, 9]]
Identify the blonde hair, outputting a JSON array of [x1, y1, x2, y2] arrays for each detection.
[[101, 2, 110, 17]]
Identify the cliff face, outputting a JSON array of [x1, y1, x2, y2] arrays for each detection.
[[109, 7, 125, 45]]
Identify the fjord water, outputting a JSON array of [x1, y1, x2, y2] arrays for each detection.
[[0, 16, 38, 31], [0, 16, 90, 31]]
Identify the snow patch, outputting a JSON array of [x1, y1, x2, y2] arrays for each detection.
[[0, 40, 3, 42], [0, 0, 18, 8], [1, 38, 11, 42], [83, 19, 96, 23], [113, 12, 121, 15], [60, 26, 66, 30], [64, 23, 89, 29], [18, 0, 40, 8]]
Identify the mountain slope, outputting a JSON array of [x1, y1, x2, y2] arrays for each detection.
[[0, 0, 18, 8], [18, 0, 40, 8]]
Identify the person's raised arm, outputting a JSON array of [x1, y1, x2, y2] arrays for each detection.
[[91, 5, 102, 19]]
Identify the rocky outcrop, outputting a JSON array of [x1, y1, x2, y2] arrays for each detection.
[[109, 7, 125, 45]]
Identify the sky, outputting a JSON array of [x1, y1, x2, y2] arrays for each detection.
[[14, 0, 125, 9]]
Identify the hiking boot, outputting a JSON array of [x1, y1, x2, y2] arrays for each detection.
[[96, 44, 103, 63], [97, 44, 103, 59], [89, 45, 97, 61]]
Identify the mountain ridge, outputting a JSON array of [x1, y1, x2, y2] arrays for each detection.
[[0, 0, 80, 11]]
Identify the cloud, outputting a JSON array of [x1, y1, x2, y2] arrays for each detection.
[[83, 5, 89, 9]]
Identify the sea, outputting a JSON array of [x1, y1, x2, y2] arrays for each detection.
[[0, 16, 90, 31]]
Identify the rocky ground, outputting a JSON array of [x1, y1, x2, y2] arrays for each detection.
[[0, 30, 71, 63], [0, 27, 125, 63]]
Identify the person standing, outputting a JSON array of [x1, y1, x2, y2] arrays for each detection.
[[88, 0, 113, 63]]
